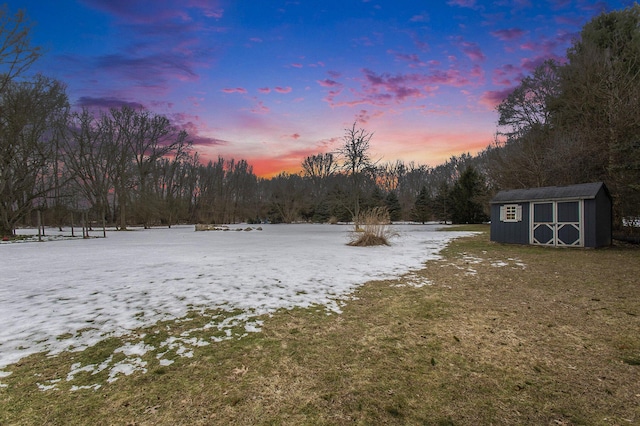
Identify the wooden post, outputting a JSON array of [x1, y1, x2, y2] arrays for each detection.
[[37, 210, 42, 242]]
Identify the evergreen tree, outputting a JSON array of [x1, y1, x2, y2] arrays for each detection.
[[449, 166, 489, 224], [385, 191, 401, 221], [412, 186, 431, 224]]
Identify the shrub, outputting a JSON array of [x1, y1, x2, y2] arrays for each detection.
[[348, 207, 395, 246]]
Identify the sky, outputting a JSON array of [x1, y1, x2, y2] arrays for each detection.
[[8, 0, 631, 176], [0, 224, 477, 383]]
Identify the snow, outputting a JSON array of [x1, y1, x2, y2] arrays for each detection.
[[0, 223, 471, 379]]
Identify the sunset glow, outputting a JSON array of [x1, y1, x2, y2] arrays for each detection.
[[12, 0, 627, 176]]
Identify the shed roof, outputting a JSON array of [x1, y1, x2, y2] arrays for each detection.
[[490, 182, 607, 204]]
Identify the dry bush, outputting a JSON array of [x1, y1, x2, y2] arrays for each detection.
[[348, 207, 395, 246]]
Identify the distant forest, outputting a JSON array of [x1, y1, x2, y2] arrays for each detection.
[[2, 5, 639, 236]]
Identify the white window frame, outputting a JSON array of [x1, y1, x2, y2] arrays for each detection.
[[500, 204, 522, 222]]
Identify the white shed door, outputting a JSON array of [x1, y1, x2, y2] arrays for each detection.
[[531, 201, 583, 247]]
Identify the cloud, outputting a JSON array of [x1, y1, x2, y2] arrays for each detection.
[[320, 63, 485, 109], [258, 87, 271, 94], [75, 96, 145, 110], [409, 13, 429, 23], [169, 112, 229, 147], [479, 88, 514, 109], [490, 28, 526, 41], [388, 50, 426, 68], [317, 79, 342, 88], [80, 0, 224, 24], [458, 40, 486, 62], [274, 86, 292, 94], [446, 0, 478, 9], [222, 87, 248, 94], [290, 63, 303, 68], [491, 64, 522, 86]]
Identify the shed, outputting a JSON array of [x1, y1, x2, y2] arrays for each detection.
[[490, 182, 612, 248]]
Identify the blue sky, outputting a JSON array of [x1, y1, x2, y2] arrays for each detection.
[[9, 0, 630, 175]]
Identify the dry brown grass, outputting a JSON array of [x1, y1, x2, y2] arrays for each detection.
[[2, 227, 640, 425], [348, 207, 394, 246]]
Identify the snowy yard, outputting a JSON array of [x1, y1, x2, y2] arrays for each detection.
[[0, 223, 469, 383]]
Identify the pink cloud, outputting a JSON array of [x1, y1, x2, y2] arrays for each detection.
[[410, 14, 428, 23], [480, 88, 514, 109], [291, 63, 303, 68], [459, 41, 486, 62], [388, 50, 426, 67], [222, 87, 248, 94], [447, 0, 478, 9], [274, 86, 292, 94], [317, 79, 342, 88], [76, 96, 144, 110], [250, 98, 269, 114], [491, 64, 522, 86], [491, 28, 526, 41], [258, 87, 271, 94]]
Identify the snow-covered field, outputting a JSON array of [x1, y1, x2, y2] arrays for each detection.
[[0, 223, 470, 384]]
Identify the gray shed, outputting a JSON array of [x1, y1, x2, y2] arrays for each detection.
[[490, 182, 612, 248]]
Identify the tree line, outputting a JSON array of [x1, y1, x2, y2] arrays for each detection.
[[1, 4, 639, 236]]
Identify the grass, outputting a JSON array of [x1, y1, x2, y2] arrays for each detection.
[[348, 207, 395, 246], [1, 225, 640, 425]]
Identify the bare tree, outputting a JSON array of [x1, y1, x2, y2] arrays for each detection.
[[337, 122, 374, 226], [0, 5, 42, 94], [0, 75, 68, 236]]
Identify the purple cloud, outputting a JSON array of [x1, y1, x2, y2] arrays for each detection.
[[274, 86, 292, 94], [317, 79, 342, 88], [75, 96, 145, 110], [447, 0, 477, 8], [491, 28, 526, 41], [459, 41, 486, 62], [222, 87, 248, 94], [480, 88, 515, 109]]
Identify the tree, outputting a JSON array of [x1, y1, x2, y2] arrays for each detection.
[[385, 191, 401, 221], [0, 6, 42, 94], [412, 186, 431, 224], [61, 108, 115, 221], [0, 75, 69, 236], [449, 166, 489, 224], [338, 122, 374, 226], [553, 4, 640, 225], [497, 60, 560, 138], [302, 152, 338, 182]]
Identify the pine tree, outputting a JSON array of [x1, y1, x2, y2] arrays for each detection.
[[412, 186, 431, 224], [449, 166, 489, 224], [385, 191, 401, 221]]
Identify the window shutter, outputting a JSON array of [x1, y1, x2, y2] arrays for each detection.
[[500, 205, 505, 221], [516, 205, 522, 221]]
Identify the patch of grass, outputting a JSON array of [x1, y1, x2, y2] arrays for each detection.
[[348, 207, 395, 246], [1, 230, 640, 425]]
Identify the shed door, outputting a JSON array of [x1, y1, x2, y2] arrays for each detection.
[[531, 201, 583, 247]]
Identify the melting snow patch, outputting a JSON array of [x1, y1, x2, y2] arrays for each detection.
[[70, 383, 101, 391], [115, 342, 155, 357], [37, 382, 59, 391], [0, 224, 474, 388], [107, 357, 147, 383]]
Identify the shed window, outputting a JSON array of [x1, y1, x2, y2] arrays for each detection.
[[500, 204, 522, 222]]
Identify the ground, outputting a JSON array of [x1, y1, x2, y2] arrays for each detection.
[[1, 226, 639, 425]]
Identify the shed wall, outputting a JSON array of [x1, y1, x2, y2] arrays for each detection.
[[490, 202, 530, 244]]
